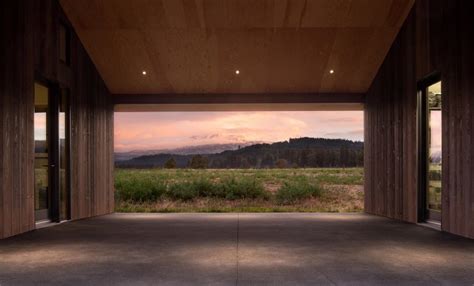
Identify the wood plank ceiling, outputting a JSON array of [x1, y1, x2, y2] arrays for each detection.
[[60, 0, 414, 95]]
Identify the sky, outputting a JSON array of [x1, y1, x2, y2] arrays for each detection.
[[114, 111, 364, 152], [34, 113, 66, 141], [430, 111, 442, 155]]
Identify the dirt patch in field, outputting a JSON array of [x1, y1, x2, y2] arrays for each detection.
[[263, 182, 283, 193], [323, 184, 363, 194]]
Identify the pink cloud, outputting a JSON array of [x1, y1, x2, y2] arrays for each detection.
[[114, 111, 364, 152]]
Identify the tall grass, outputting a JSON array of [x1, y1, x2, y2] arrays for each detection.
[[114, 168, 363, 204], [167, 182, 199, 201], [275, 179, 322, 205], [116, 173, 270, 202], [115, 172, 167, 202], [219, 177, 269, 200]]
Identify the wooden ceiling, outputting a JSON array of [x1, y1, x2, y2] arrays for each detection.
[[60, 0, 414, 95]]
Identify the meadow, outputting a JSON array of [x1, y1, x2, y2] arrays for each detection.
[[115, 168, 364, 213]]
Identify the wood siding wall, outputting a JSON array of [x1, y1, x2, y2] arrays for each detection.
[[365, 0, 474, 239], [0, 0, 36, 239], [365, 7, 418, 223], [439, 1, 474, 239], [0, 0, 114, 239]]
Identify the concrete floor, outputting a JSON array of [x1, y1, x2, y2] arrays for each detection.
[[0, 213, 473, 286]]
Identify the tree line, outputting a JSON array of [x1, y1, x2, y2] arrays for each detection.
[[117, 138, 364, 169]]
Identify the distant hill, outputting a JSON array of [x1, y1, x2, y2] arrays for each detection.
[[116, 137, 364, 169], [430, 150, 442, 164], [115, 142, 260, 161]]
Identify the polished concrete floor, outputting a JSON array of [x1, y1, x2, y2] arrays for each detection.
[[0, 213, 473, 286]]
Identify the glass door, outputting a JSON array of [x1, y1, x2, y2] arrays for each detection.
[[34, 83, 70, 222], [59, 89, 71, 221], [418, 79, 442, 224], [34, 83, 50, 221]]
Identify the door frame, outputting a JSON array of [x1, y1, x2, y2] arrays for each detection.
[[34, 75, 71, 223], [417, 72, 442, 224], [60, 88, 72, 221]]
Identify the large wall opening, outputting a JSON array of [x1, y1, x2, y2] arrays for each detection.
[[113, 110, 364, 213]]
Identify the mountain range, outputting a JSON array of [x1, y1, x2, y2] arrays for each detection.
[[115, 142, 260, 161], [115, 137, 364, 169]]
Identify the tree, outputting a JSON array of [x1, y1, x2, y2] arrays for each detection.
[[164, 157, 177, 169], [262, 153, 275, 168], [275, 159, 288, 169], [299, 149, 311, 167], [188, 155, 208, 169], [240, 158, 251, 169]]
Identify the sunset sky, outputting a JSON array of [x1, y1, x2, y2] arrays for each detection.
[[114, 111, 364, 152]]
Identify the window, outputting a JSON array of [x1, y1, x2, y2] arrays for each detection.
[[418, 76, 442, 224], [59, 23, 70, 65]]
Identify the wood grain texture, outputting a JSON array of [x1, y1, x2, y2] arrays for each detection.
[[115, 103, 364, 112], [365, 0, 474, 238], [114, 92, 364, 111], [69, 31, 114, 220], [59, 0, 414, 94], [0, 0, 114, 239], [365, 9, 418, 222], [0, 0, 35, 239], [438, 0, 474, 239], [113, 93, 365, 104]]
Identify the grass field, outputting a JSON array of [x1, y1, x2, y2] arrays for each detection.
[[115, 168, 364, 213], [428, 164, 442, 210]]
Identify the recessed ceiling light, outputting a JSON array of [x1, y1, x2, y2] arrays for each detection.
[[329, 69, 335, 74], [142, 71, 147, 75], [235, 70, 240, 75]]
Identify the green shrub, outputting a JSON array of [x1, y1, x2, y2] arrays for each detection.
[[115, 175, 166, 202], [193, 178, 222, 197], [219, 177, 269, 200], [428, 169, 442, 181], [276, 180, 322, 205], [167, 182, 199, 201]]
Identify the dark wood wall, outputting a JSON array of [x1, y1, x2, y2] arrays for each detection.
[[365, 0, 474, 239], [0, 0, 36, 239], [0, 0, 114, 239], [69, 44, 114, 219], [438, 0, 474, 239], [364, 7, 418, 223]]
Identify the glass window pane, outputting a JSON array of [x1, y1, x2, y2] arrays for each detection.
[[34, 83, 49, 220], [427, 81, 442, 213]]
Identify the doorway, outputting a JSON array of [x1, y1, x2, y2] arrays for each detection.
[[418, 77, 442, 224], [34, 82, 71, 223]]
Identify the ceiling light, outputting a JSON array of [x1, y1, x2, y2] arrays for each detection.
[[235, 70, 240, 75], [142, 71, 147, 75], [329, 69, 335, 74]]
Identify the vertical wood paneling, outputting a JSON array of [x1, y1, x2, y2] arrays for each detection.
[[440, 0, 474, 238], [34, 0, 58, 80], [365, 7, 418, 223], [1, 0, 114, 239], [0, 0, 35, 239], [69, 32, 114, 220], [365, 0, 474, 238]]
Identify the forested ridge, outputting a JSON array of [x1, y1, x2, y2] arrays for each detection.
[[116, 137, 364, 169]]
